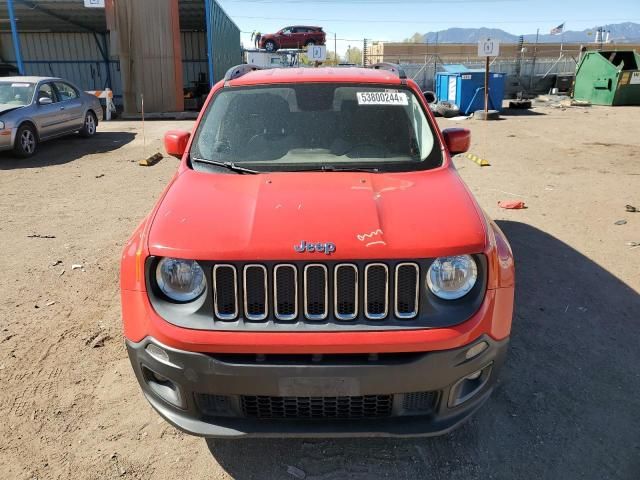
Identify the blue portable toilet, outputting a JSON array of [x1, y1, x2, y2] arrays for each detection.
[[435, 65, 506, 115]]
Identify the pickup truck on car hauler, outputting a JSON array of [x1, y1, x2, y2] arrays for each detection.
[[121, 63, 515, 438]]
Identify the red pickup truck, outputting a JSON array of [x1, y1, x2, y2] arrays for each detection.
[[260, 26, 326, 51], [121, 63, 515, 438]]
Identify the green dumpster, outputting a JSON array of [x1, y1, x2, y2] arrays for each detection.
[[573, 50, 640, 106]]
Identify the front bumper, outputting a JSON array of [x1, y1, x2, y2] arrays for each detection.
[[0, 128, 15, 150], [126, 335, 509, 438]]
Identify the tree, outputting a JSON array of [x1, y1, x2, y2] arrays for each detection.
[[403, 32, 424, 43], [300, 50, 340, 66], [325, 51, 340, 65], [344, 46, 363, 65]]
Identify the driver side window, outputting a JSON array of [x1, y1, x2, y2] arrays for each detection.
[[37, 83, 56, 103], [54, 82, 79, 101]]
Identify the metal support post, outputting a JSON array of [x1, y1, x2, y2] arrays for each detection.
[[7, 0, 25, 75]]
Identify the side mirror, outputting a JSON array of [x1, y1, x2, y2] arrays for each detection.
[[164, 130, 191, 159], [38, 97, 53, 105], [442, 128, 471, 155]]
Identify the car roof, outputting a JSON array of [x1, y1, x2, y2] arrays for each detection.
[[227, 67, 404, 87], [0, 76, 63, 83]]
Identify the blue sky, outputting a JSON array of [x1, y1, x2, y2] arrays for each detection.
[[217, 0, 640, 55]]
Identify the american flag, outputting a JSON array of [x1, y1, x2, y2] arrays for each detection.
[[550, 23, 565, 35]]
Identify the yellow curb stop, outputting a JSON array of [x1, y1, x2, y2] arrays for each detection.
[[466, 153, 490, 166], [139, 152, 163, 167]]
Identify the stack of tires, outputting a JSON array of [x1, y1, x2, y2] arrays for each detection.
[[422, 90, 460, 118]]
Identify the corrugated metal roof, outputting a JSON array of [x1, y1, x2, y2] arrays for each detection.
[[0, 0, 210, 33], [0, 0, 108, 32]]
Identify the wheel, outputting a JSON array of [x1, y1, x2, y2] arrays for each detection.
[[13, 123, 37, 158], [79, 111, 97, 137], [422, 90, 436, 104], [305, 40, 316, 47], [474, 109, 500, 120], [264, 40, 277, 52], [436, 101, 460, 118]]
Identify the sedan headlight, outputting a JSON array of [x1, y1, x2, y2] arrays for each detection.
[[155, 258, 206, 302], [427, 255, 478, 300]]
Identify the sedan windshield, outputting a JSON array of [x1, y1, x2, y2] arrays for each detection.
[[191, 83, 442, 172], [0, 82, 35, 107]]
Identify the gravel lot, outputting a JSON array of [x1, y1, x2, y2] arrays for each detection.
[[1, 105, 639, 479]]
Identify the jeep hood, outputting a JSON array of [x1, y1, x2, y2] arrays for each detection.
[[148, 169, 487, 260]]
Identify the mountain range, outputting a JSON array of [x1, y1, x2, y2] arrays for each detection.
[[421, 22, 640, 44]]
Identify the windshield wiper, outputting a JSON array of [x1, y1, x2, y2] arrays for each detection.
[[303, 165, 380, 173], [191, 156, 260, 175]]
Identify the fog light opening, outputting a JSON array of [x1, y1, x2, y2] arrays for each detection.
[[142, 366, 185, 409], [152, 371, 169, 383], [465, 341, 489, 360], [448, 363, 493, 408], [465, 369, 483, 380]]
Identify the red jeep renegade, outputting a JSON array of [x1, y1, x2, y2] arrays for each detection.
[[121, 64, 515, 438]]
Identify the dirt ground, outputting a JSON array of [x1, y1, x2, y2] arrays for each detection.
[[1, 104, 639, 480]]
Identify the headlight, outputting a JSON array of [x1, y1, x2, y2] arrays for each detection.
[[155, 258, 206, 302], [427, 255, 478, 300], [0, 121, 5, 130]]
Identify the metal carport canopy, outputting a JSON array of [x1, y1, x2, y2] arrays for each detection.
[[0, 0, 108, 33], [0, 0, 205, 33]]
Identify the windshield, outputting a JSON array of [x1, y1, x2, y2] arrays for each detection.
[[191, 83, 442, 172], [0, 82, 35, 107]]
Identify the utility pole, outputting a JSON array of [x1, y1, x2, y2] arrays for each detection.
[[434, 32, 439, 73], [334, 33, 337, 65], [363, 38, 368, 66], [516, 35, 524, 77], [484, 54, 490, 114], [530, 28, 539, 90]]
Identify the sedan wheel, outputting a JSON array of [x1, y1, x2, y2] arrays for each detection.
[[13, 124, 37, 158], [80, 111, 97, 138], [264, 41, 276, 52]]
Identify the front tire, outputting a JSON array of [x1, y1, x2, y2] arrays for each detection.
[[13, 124, 37, 158], [305, 40, 316, 47], [264, 40, 277, 52], [79, 111, 97, 138]]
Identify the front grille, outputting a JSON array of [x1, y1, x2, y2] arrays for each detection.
[[195, 394, 232, 416], [274, 264, 297, 320], [195, 391, 439, 419], [243, 265, 268, 321], [365, 264, 389, 319], [402, 391, 438, 413], [241, 395, 393, 419], [213, 265, 238, 320], [395, 263, 419, 318], [304, 264, 328, 320], [211, 262, 421, 323], [334, 264, 358, 320]]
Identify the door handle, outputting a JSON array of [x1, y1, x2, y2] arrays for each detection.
[[60, 106, 65, 110]]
